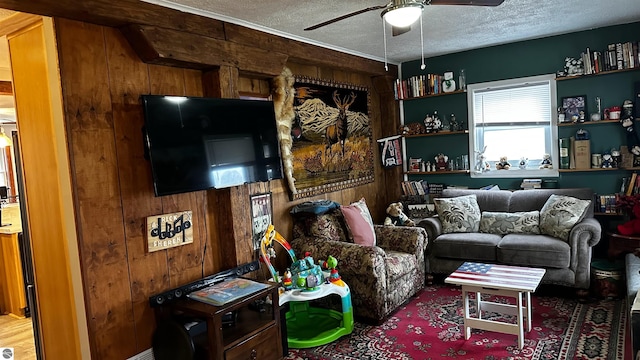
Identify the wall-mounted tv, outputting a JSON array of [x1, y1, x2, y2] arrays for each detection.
[[141, 95, 283, 196]]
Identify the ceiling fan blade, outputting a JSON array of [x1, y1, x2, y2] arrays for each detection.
[[304, 5, 388, 31], [428, 0, 504, 6], [392, 25, 411, 37]]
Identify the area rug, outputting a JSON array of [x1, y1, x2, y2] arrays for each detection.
[[285, 284, 628, 360]]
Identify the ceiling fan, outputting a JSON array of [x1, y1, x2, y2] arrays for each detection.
[[305, 0, 505, 36]]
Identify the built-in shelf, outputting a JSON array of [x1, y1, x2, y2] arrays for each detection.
[[398, 89, 466, 101], [556, 67, 640, 81], [559, 167, 626, 172], [594, 212, 623, 216], [405, 170, 470, 175], [558, 119, 640, 127], [403, 130, 469, 138]]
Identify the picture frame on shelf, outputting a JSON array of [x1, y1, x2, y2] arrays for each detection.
[[561, 95, 587, 123]]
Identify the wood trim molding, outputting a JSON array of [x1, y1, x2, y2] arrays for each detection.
[[0, 12, 40, 37], [122, 24, 289, 76]]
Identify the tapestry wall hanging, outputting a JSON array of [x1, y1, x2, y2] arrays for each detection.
[[274, 71, 374, 200]]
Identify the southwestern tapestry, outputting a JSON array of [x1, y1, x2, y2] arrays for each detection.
[[276, 74, 374, 200]]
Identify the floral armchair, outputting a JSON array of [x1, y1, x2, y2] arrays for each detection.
[[290, 207, 427, 323]]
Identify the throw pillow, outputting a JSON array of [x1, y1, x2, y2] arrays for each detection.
[[434, 194, 481, 233], [340, 198, 376, 246], [539, 194, 591, 241], [479, 211, 540, 235]]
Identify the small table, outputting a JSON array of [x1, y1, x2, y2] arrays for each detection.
[[445, 262, 545, 349], [608, 232, 640, 260]]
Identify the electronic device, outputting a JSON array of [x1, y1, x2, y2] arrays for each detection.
[[152, 316, 208, 360], [149, 260, 260, 307], [141, 95, 284, 196]]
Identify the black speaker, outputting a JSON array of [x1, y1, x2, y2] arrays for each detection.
[[635, 81, 640, 119], [152, 317, 208, 360]]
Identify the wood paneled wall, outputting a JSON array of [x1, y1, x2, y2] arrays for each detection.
[[6, 3, 401, 359]]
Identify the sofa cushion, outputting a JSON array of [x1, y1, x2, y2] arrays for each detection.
[[497, 234, 570, 268], [432, 232, 502, 261], [441, 188, 511, 212], [341, 198, 376, 246], [434, 194, 481, 233], [539, 194, 591, 241], [480, 211, 540, 235], [292, 209, 350, 242]]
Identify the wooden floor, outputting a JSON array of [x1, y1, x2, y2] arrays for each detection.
[[0, 315, 36, 360]]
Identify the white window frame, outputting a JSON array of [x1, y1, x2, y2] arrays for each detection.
[[467, 74, 559, 178]]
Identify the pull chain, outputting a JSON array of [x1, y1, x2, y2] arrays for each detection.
[[420, 13, 426, 70]]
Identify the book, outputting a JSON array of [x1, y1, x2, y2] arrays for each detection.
[[187, 278, 270, 306]]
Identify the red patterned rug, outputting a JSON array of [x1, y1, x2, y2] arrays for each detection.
[[285, 284, 628, 360]]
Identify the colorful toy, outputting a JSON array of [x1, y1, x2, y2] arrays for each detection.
[[321, 255, 346, 287], [283, 268, 293, 290], [259, 224, 297, 283], [290, 251, 324, 291]]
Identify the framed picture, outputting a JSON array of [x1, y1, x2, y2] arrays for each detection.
[[250, 193, 272, 250], [561, 95, 587, 123]]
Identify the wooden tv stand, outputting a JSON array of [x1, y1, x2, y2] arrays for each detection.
[[162, 280, 283, 360]]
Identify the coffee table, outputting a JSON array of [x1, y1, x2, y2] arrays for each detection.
[[444, 262, 546, 348]]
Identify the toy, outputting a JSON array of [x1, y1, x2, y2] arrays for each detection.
[[320, 255, 346, 287], [620, 100, 640, 156], [495, 156, 511, 170], [435, 153, 449, 170], [601, 153, 613, 168], [518, 157, 528, 169], [618, 203, 640, 236], [539, 153, 553, 169], [290, 251, 324, 291], [474, 146, 490, 173], [384, 202, 415, 227], [283, 268, 293, 290]]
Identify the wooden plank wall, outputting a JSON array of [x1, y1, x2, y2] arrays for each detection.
[[53, 17, 399, 360]]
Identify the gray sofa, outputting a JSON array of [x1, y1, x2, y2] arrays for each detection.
[[418, 188, 601, 293]]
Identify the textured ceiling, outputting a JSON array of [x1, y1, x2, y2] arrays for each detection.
[[142, 0, 640, 65]]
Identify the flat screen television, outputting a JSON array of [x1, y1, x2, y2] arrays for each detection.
[[141, 95, 283, 196]]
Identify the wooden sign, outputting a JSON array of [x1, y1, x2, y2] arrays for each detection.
[[146, 210, 193, 252]]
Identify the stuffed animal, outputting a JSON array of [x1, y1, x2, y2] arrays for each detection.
[[539, 153, 553, 169], [601, 153, 613, 168], [620, 99, 640, 156], [495, 156, 511, 170], [618, 203, 640, 236], [474, 146, 490, 173], [384, 202, 415, 227], [518, 157, 528, 169]]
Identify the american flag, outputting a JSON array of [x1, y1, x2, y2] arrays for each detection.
[[445, 262, 545, 292]]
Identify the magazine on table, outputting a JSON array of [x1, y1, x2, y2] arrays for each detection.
[[187, 278, 270, 306]]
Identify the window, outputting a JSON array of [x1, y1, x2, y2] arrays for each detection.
[[467, 74, 558, 178]]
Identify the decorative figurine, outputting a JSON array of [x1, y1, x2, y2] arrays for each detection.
[[442, 71, 456, 93], [495, 156, 511, 170], [539, 153, 553, 169], [449, 113, 459, 131], [518, 157, 528, 169], [620, 99, 640, 156], [435, 153, 449, 171], [601, 153, 614, 168], [474, 146, 490, 173], [611, 148, 621, 168]]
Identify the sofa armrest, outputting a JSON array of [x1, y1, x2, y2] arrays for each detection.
[[417, 216, 442, 252], [569, 217, 602, 248], [374, 225, 427, 256], [568, 217, 602, 289], [290, 236, 387, 280]]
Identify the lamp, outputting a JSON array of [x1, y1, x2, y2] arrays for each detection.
[[381, 1, 424, 28], [0, 127, 12, 148]]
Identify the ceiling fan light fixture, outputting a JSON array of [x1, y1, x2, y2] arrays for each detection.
[[381, 2, 424, 28]]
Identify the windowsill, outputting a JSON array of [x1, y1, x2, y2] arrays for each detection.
[[470, 168, 559, 178]]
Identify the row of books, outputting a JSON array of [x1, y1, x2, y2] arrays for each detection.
[[520, 178, 542, 190], [400, 180, 448, 197], [581, 41, 639, 75], [394, 74, 450, 100], [593, 194, 621, 214], [622, 172, 640, 196]]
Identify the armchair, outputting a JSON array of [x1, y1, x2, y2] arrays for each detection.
[[291, 208, 427, 323]]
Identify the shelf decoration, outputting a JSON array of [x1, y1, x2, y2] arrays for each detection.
[[146, 210, 193, 252], [377, 135, 403, 167]]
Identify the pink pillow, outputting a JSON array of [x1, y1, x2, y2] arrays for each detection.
[[340, 198, 376, 247]]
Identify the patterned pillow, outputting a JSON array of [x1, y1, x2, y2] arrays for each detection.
[[539, 194, 591, 241], [480, 211, 540, 235], [340, 198, 376, 246], [434, 194, 481, 233]]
